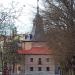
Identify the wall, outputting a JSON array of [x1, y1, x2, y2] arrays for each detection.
[[24, 54, 55, 75]]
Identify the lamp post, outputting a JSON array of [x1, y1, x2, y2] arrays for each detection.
[[0, 40, 4, 75]]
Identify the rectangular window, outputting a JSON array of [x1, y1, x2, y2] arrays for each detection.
[[46, 67, 50, 71], [30, 58, 33, 62], [38, 67, 42, 71], [39, 58, 41, 61], [38, 58, 42, 65], [30, 67, 33, 71]]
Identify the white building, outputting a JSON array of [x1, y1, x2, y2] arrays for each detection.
[[17, 41, 60, 75]]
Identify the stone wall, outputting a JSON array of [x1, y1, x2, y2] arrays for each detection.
[[24, 54, 55, 75]]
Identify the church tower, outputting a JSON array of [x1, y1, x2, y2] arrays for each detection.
[[32, 0, 45, 41]]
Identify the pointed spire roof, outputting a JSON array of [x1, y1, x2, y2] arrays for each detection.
[[32, 0, 45, 41]]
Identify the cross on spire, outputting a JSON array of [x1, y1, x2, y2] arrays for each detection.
[[37, 0, 39, 14]]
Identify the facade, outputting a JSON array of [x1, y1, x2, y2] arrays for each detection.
[[25, 54, 55, 75]]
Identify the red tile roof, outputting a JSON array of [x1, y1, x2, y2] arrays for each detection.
[[17, 47, 52, 55]]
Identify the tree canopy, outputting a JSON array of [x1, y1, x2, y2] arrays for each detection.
[[0, 1, 25, 35]]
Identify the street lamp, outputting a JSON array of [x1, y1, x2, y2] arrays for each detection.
[[0, 39, 4, 75]]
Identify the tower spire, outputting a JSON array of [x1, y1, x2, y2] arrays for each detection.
[[32, 0, 45, 41], [37, 0, 39, 14]]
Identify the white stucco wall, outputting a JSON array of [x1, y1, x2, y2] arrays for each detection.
[[24, 54, 55, 75]]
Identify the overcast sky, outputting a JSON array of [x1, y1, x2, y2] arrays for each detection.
[[0, 0, 43, 34]]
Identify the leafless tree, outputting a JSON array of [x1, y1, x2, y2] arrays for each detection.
[[41, 0, 75, 75]]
